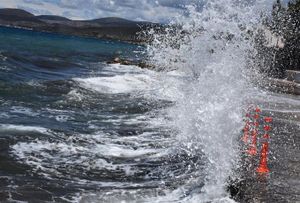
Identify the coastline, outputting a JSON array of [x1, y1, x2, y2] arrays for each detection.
[[0, 8, 159, 44], [0, 24, 145, 45]]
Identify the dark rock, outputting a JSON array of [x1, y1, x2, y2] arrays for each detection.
[[113, 57, 121, 63], [108, 57, 132, 66], [122, 60, 130, 65], [107, 57, 155, 69], [138, 62, 155, 69], [227, 178, 247, 201]]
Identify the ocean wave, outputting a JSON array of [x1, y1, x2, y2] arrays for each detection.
[[0, 124, 51, 135], [73, 64, 184, 103]]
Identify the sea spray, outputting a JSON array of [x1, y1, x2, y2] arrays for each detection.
[[146, 0, 272, 201], [1, 2, 297, 201]]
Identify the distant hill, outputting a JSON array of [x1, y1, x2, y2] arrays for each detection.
[[0, 8, 159, 42], [0, 8, 34, 18], [37, 15, 71, 22], [0, 8, 42, 23], [90, 17, 137, 24]]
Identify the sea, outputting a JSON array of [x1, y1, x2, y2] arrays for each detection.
[[0, 1, 299, 203]]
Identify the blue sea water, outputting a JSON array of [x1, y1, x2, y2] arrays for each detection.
[[0, 26, 143, 82], [0, 27, 178, 202], [0, 25, 299, 203]]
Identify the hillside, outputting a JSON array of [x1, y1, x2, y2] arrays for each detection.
[[37, 15, 71, 22], [0, 8, 158, 42], [0, 8, 35, 18]]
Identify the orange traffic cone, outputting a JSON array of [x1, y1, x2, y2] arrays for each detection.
[[247, 129, 257, 155], [264, 125, 271, 132], [264, 117, 273, 123], [255, 107, 261, 113], [242, 121, 250, 143], [256, 134, 270, 173]]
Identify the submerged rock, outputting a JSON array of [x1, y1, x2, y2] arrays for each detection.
[[107, 57, 155, 69]]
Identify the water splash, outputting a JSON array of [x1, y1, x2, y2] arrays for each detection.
[[146, 0, 272, 201]]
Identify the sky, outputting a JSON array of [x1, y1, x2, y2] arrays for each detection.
[[0, 0, 291, 23], [0, 0, 205, 22]]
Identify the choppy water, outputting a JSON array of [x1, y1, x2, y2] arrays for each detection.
[[0, 1, 300, 203]]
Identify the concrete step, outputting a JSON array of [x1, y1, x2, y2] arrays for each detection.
[[266, 78, 300, 95], [286, 70, 300, 83]]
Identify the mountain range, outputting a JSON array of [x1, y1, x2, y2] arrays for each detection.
[[0, 8, 158, 42]]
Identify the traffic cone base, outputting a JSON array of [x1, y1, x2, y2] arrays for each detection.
[[256, 166, 270, 173], [256, 143, 270, 173]]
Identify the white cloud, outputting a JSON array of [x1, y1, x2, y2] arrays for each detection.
[[0, 0, 200, 22]]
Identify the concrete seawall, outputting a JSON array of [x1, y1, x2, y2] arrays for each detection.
[[266, 70, 300, 95]]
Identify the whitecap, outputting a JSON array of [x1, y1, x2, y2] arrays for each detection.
[[0, 124, 50, 135], [74, 73, 155, 94]]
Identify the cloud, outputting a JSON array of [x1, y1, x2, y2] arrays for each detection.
[[0, 0, 289, 22], [56, 0, 187, 22], [0, 0, 203, 22]]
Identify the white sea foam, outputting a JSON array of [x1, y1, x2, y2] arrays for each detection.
[[7, 1, 278, 202], [10, 106, 39, 116], [0, 52, 7, 62], [74, 73, 154, 94], [66, 89, 84, 101], [144, 0, 273, 202], [10, 127, 169, 183], [74, 64, 154, 95], [73, 64, 184, 101], [0, 113, 9, 118], [0, 124, 50, 135], [93, 143, 160, 158], [0, 65, 10, 71], [55, 115, 72, 122]]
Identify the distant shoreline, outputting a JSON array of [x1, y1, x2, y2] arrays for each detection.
[[0, 8, 160, 43], [0, 24, 144, 45]]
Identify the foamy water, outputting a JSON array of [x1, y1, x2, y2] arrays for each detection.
[[74, 64, 185, 101], [0, 124, 51, 135], [2, 1, 298, 203], [144, 1, 274, 202]]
